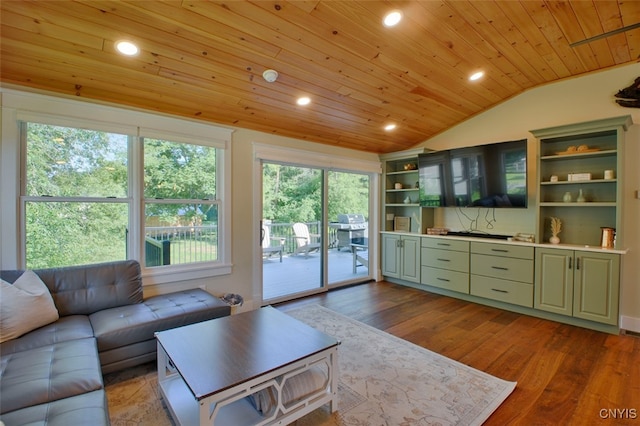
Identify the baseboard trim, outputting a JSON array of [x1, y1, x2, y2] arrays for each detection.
[[620, 315, 640, 333]]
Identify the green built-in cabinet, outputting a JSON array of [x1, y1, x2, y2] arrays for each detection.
[[420, 237, 469, 293], [535, 248, 619, 325], [380, 149, 433, 234], [381, 233, 421, 283], [531, 115, 632, 247], [470, 242, 534, 308], [379, 116, 630, 333]]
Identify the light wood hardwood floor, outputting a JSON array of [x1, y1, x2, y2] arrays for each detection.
[[276, 281, 640, 425]]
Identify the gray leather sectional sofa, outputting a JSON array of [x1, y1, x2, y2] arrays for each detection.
[[0, 260, 231, 425]]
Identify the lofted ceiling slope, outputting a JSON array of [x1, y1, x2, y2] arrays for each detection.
[[1, 1, 639, 154]]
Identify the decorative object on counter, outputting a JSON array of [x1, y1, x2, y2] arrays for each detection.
[[394, 182, 403, 189], [549, 217, 562, 244], [403, 195, 412, 204], [563, 191, 573, 203], [403, 163, 417, 170], [576, 189, 586, 203], [512, 233, 535, 243], [426, 227, 449, 235], [550, 175, 558, 182], [600, 227, 616, 248], [394, 216, 410, 232], [604, 169, 615, 180]]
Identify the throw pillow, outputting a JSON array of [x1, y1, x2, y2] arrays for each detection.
[[0, 270, 59, 343]]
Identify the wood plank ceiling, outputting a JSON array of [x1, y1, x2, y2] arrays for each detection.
[[1, 1, 639, 154]]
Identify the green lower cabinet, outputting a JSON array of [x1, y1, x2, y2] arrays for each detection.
[[381, 233, 421, 283], [535, 248, 620, 325]]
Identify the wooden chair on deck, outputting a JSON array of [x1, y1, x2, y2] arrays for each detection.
[[262, 222, 285, 262], [292, 222, 321, 257]]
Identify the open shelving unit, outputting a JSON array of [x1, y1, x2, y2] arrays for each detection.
[[380, 148, 433, 234], [531, 115, 632, 247]]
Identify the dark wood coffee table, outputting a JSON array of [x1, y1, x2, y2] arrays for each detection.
[[155, 306, 339, 425]]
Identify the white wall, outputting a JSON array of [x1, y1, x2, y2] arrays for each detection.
[[413, 62, 640, 331]]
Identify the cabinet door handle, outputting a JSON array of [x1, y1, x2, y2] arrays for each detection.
[[491, 248, 509, 253], [568, 257, 572, 269], [491, 288, 509, 293], [576, 257, 580, 270], [437, 243, 451, 246], [437, 258, 450, 262], [437, 277, 450, 282], [491, 266, 509, 271]]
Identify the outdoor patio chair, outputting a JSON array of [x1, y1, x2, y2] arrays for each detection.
[[292, 222, 321, 257], [262, 222, 286, 262]]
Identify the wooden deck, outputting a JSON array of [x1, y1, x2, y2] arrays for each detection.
[[263, 247, 370, 301]]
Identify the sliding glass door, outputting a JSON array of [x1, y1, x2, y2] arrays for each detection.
[[261, 162, 372, 303], [262, 163, 323, 300], [327, 171, 371, 286]]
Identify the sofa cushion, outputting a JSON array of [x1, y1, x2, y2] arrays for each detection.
[[34, 260, 143, 316], [89, 288, 230, 352], [0, 389, 109, 426], [0, 338, 103, 414], [0, 315, 94, 356], [1, 271, 59, 343]]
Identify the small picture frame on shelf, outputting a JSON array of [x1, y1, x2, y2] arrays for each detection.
[[394, 216, 410, 232]]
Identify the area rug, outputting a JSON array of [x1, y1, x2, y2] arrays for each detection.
[[105, 304, 515, 425]]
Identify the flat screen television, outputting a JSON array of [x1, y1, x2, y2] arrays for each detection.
[[418, 139, 527, 208]]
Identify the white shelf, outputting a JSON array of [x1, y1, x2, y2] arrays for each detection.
[[539, 202, 616, 207], [540, 149, 617, 160], [387, 169, 418, 176], [540, 179, 616, 185]]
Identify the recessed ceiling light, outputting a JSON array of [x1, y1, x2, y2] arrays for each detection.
[[115, 41, 139, 56], [469, 71, 484, 81], [383, 10, 402, 27], [297, 97, 311, 106], [384, 123, 397, 131]]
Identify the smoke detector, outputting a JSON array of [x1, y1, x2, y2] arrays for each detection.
[[262, 69, 279, 83]]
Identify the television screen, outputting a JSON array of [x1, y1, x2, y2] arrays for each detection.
[[418, 139, 527, 208]]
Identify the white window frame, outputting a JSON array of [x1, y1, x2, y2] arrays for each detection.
[[1, 89, 233, 284]]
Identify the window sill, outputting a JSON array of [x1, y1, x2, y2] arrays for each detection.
[[141, 262, 232, 286]]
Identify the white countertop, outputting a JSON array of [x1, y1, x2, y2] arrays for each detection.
[[380, 231, 629, 254]]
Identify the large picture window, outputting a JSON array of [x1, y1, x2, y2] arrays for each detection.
[[21, 122, 225, 273]]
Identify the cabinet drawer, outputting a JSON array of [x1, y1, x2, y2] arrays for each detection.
[[470, 242, 533, 259], [471, 254, 533, 283], [421, 247, 469, 272], [470, 275, 533, 307], [421, 266, 469, 294], [422, 237, 469, 252]]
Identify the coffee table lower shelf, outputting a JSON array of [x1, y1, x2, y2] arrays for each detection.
[[159, 375, 265, 425], [158, 344, 338, 426]]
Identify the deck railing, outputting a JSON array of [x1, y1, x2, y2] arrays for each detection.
[[145, 225, 217, 265], [264, 221, 340, 253], [144, 222, 342, 265]]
